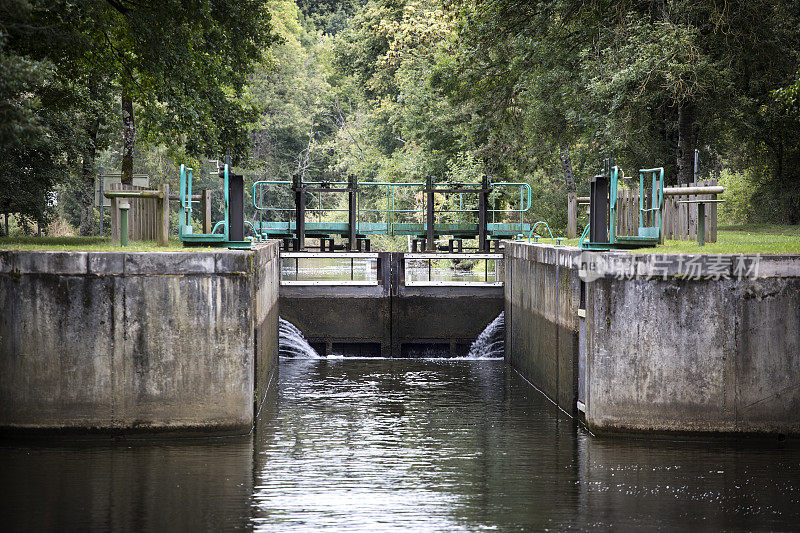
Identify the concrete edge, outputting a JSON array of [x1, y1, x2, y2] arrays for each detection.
[[504, 241, 800, 279], [0, 243, 281, 276]]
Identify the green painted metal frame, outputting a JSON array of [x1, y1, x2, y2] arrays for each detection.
[[251, 179, 532, 239], [179, 164, 251, 249], [251, 221, 530, 238], [579, 165, 664, 251]]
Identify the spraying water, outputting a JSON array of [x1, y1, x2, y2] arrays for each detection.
[[279, 318, 322, 358], [467, 312, 505, 359]]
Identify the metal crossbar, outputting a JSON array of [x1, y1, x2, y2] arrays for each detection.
[[252, 180, 531, 238]]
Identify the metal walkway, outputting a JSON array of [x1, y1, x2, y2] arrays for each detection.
[[253, 176, 533, 251]]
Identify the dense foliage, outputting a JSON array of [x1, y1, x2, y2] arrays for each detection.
[[1, 0, 275, 234], [3, 0, 800, 236]]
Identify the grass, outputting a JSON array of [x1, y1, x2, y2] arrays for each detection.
[[527, 224, 800, 254], [0, 236, 210, 252], [644, 227, 800, 255], [3, 224, 800, 254]]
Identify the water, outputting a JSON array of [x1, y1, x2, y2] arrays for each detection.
[[279, 318, 321, 358], [278, 256, 500, 284], [467, 311, 504, 358], [281, 257, 377, 283], [405, 258, 501, 284], [2, 358, 800, 531]]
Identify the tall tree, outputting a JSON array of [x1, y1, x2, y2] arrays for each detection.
[[437, 0, 800, 191], [0, 0, 94, 232], [9, 0, 278, 232], [84, 0, 278, 184]]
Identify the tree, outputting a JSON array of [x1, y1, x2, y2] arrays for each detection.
[[8, 0, 278, 233], [437, 0, 800, 196], [0, 2, 87, 232]]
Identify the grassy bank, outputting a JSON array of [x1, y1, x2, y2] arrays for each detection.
[[0, 236, 196, 252], [3, 224, 799, 254], [646, 226, 800, 254], [529, 224, 800, 254]]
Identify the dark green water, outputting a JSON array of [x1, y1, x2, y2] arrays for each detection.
[[2, 358, 800, 531]]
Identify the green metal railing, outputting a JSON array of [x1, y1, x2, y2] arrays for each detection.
[[527, 221, 554, 242], [251, 180, 532, 235]]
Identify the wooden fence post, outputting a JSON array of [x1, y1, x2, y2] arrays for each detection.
[[710, 178, 718, 243], [202, 189, 212, 234], [567, 193, 577, 238], [110, 183, 121, 242], [159, 183, 170, 246]]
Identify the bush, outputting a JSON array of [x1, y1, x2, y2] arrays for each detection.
[[717, 169, 755, 225]]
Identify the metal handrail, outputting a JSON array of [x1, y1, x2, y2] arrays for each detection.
[[180, 164, 230, 241], [252, 180, 532, 229], [403, 253, 504, 287], [527, 221, 555, 243], [579, 223, 591, 248], [211, 220, 258, 238]]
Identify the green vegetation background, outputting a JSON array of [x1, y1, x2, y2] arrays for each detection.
[[3, 0, 800, 248]]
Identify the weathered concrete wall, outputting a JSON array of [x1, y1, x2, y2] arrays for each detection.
[[280, 285, 392, 356], [504, 241, 800, 436], [0, 242, 280, 434], [253, 244, 280, 417], [587, 254, 800, 436], [393, 286, 503, 356], [504, 243, 581, 414]]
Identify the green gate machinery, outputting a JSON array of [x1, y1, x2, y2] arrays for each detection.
[[251, 174, 533, 252], [178, 163, 254, 249], [580, 156, 664, 251]]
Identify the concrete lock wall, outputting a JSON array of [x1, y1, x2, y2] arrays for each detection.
[[504, 241, 800, 436], [0, 242, 280, 435], [504, 243, 581, 414], [280, 252, 504, 357]]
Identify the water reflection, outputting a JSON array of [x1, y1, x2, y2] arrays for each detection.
[[2, 359, 799, 531], [0, 437, 255, 532], [251, 359, 800, 531]]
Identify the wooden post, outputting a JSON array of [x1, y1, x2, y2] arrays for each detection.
[[110, 183, 120, 241], [567, 193, 577, 238], [697, 202, 706, 246], [710, 178, 718, 243], [201, 189, 212, 234], [158, 183, 170, 246], [687, 183, 696, 240]]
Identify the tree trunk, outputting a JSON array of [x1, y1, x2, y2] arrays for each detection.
[[121, 87, 135, 186], [79, 119, 100, 236], [560, 149, 576, 193], [676, 101, 696, 184], [657, 0, 670, 22]]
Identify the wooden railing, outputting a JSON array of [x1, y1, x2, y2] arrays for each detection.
[[568, 180, 722, 242], [104, 184, 216, 246], [105, 184, 170, 245]]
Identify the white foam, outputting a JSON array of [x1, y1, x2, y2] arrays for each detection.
[[466, 312, 505, 359], [279, 318, 322, 358]]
